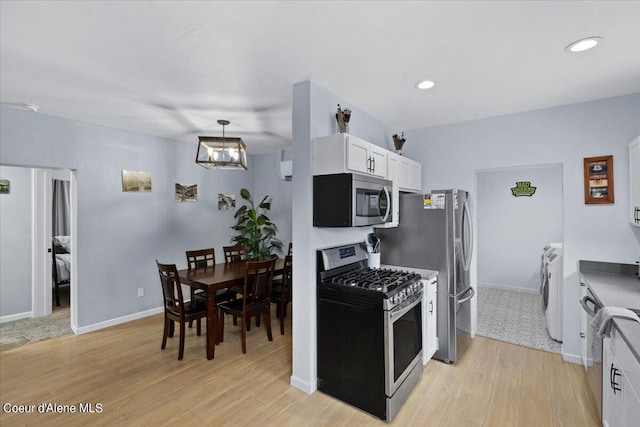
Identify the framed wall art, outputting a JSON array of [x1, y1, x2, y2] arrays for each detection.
[[175, 183, 197, 202], [122, 170, 152, 192], [583, 155, 614, 204]]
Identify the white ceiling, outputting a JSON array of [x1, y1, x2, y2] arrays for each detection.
[[2, 1, 640, 155]]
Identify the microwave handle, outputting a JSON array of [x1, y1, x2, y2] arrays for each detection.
[[380, 186, 391, 222]]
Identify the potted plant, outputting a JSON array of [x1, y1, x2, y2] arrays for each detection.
[[231, 188, 283, 259]]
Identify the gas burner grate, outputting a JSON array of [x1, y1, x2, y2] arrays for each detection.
[[328, 267, 420, 294]]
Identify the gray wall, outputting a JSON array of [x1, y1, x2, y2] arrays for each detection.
[[0, 106, 269, 327], [403, 93, 640, 360], [291, 81, 397, 392], [253, 151, 293, 254], [477, 164, 563, 292], [0, 166, 33, 316]]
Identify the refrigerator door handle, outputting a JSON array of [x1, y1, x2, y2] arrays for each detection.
[[455, 286, 475, 305], [462, 198, 473, 272]]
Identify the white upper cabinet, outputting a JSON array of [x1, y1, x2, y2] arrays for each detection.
[[313, 134, 387, 178], [387, 152, 421, 193], [630, 135, 640, 226], [398, 155, 422, 193]]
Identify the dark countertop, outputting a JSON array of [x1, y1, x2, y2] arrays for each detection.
[[580, 260, 640, 364]]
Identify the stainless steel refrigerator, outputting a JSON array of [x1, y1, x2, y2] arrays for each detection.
[[377, 189, 474, 364]]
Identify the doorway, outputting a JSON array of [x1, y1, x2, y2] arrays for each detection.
[[0, 165, 77, 335], [475, 163, 563, 352]]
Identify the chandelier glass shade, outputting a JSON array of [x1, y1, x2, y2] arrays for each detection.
[[196, 120, 248, 170]]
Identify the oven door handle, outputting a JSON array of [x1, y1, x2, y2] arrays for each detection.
[[455, 286, 475, 305], [580, 295, 601, 317], [389, 293, 422, 321]]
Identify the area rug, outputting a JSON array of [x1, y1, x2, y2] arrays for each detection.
[[476, 286, 562, 353], [0, 308, 72, 351]]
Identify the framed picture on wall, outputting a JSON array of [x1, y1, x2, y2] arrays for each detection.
[[583, 155, 614, 204], [122, 170, 152, 192]]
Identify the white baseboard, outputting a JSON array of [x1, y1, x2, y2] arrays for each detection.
[[290, 375, 317, 394], [562, 350, 583, 365], [75, 306, 163, 335], [478, 282, 539, 294], [0, 311, 33, 323]]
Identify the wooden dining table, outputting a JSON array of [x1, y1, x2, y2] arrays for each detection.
[[178, 258, 285, 360]]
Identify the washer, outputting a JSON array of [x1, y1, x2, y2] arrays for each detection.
[[544, 247, 563, 342]]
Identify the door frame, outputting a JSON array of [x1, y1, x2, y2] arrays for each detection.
[[32, 167, 77, 331]]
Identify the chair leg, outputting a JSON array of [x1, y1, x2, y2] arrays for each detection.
[[168, 320, 175, 338], [279, 302, 285, 335], [178, 321, 186, 360], [265, 308, 273, 342], [218, 310, 225, 342], [196, 318, 201, 336], [256, 316, 261, 328], [55, 282, 60, 307], [233, 316, 237, 326], [161, 316, 169, 349], [241, 314, 247, 354], [188, 320, 193, 328]]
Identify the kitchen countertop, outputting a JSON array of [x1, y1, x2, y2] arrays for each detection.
[[580, 260, 640, 364]]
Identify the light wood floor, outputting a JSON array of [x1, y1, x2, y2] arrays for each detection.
[[0, 310, 599, 426]]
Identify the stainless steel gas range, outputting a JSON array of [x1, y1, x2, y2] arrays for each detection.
[[316, 242, 423, 422]]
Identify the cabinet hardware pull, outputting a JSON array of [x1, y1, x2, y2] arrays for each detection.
[[371, 157, 375, 173], [429, 301, 433, 314], [580, 333, 585, 338], [610, 364, 621, 395]]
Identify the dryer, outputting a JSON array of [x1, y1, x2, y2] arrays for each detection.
[[544, 247, 563, 342]]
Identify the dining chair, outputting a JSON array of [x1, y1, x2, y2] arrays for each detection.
[[223, 244, 248, 264], [271, 254, 292, 335], [186, 248, 239, 329], [156, 260, 207, 360], [217, 256, 277, 353]]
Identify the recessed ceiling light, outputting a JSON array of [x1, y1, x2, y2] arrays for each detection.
[[416, 80, 435, 90], [565, 37, 602, 53]]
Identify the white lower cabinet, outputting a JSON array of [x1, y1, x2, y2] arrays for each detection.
[[602, 329, 640, 427], [423, 276, 438, 364]]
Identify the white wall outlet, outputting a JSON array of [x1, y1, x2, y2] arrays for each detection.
[[137, 288, 144, 298]]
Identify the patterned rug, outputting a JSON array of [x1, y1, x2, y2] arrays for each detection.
[[0, 308, 72, 351], [476, 286, 562, 353]]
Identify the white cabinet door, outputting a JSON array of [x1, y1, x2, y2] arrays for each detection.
[[369, 145, 387, 177], [346, 136, 371, 175], [603, 331, 640, 427], [398, 156, 422, 193], [603, 338, 623, 427], [580, 279, 588, 369], [425, 277, 438, 362], [630, 137, 640, 226]]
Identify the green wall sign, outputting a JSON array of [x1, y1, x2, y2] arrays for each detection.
[[511, 181, 536, 197]]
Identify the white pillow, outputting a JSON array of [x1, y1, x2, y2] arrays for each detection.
[[53, 235, 71, 253]]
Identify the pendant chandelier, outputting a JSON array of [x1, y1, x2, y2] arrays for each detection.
[[195, 119, 248, 170]]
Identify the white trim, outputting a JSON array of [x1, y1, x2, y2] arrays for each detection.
[[0, 311, 33, 323], [290, 375, 317, 394], [73, 306, 163, 335], [562, 349, 582, 365], [477, 282, 540, 294]]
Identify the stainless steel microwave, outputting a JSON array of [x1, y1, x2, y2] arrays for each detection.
[[313, 173, 392, 227]]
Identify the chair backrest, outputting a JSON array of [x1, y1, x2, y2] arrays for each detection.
[[223, 244, 248, 264], [287, 242, 292, 256], [186, 248, 215, 270], [156, 260, 186, 317], [242, 256, 277, 307]]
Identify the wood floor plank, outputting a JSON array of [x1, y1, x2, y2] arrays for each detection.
[[0, 314, 600, 426]]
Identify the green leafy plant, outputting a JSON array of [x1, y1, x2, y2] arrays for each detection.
[[231, 188, 283, 259]]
